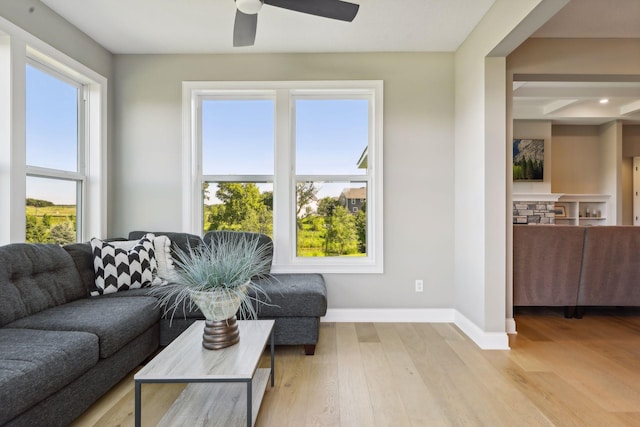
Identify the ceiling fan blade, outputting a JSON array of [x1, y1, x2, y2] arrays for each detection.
[[233, 10, 258, 47], [264, 0, 359, 22]]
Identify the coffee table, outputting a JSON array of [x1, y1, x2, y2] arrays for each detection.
[[134, 319, 275, 427]]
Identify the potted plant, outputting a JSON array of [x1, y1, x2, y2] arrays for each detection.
[[151, 232, 272, 350]]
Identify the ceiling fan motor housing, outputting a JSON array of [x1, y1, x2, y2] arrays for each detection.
[[236, 0, 263, 15]]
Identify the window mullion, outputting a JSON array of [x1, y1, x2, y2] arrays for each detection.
[[187, 81, 383, 273], [295, 175, 370, 183], [26, 166, 84, 181], [274, 88, 292, 265], [202, 175, 273, 183]]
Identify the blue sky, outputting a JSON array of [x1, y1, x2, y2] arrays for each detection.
[[26, 70, 369, 206], [26, 64, 78, 205], [202, 98, 368, 203]]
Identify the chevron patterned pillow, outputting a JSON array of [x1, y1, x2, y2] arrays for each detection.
[[90, 234, 158, 296]]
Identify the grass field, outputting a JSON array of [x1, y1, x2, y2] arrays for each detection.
[[26, 205, 76, 225]]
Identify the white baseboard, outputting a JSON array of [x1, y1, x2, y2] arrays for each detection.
[[453, 311, 510, 350], [506, 317, 517, 334], [321, 308, 511, 350], [322, 308, 455, 323]]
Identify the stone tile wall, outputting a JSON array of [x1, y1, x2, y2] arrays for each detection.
[[513, 202, 555, 225]]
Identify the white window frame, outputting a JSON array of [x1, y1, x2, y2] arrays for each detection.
[[25, 60, 86, 241], [0, 19, 107, 244], [183, 80, 383, 274]]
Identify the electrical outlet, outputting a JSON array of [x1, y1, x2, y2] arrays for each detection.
[[415, 279, 424, 292]]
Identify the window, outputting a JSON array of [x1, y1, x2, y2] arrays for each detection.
[[184, 81, 383, 273], [201, 97, 274, 236], [0, 28, 107, 245], [25, 63, 83, 244]]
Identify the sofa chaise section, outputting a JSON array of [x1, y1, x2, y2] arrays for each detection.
[[128, 230, 328, 354], [0, 328, 98, 426], [0, 243, 159, 426]]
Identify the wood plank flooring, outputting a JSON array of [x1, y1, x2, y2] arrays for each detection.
[[70, 308, 640, 426]]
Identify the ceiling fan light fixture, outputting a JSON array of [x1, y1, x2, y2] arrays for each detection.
[[236, 0, 263, 15]]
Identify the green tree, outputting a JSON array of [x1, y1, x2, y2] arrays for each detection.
[[240, 207, 273, 235], [202, 182, 211, 202], [317, 197, 338, 217], [355, 208, 367, 253], [262, 191, 273, 210], [215, 183, 264, 224], [48, 222, 76, 245], [42, 213, 52, 228], [206, 183, 272, 235], [324, 206, 358, 255], [207, 204, 226, 231], [25, 215, 48, 243], [26, 198, 54, 207], [296, 182, 318, 217]]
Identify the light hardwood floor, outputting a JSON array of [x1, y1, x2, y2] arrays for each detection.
[[71, 308, 640, 426]]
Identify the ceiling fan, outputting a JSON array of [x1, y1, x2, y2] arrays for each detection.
[[233, 0, 360, 47]]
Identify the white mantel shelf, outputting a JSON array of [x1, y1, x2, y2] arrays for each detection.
[[512, 193, 563, 202]]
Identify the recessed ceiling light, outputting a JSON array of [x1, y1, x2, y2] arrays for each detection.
[[599, 99, 609, 104]]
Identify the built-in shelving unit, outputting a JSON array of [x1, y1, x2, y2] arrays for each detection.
[[554, 194, 610, 226]]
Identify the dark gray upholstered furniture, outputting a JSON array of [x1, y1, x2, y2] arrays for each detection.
[[129, 230, 328, 355], [513, 225, 640, 317], [0, 231, 326, 426], [0, 243, 160, 427]]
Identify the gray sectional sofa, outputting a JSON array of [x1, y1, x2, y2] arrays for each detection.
[[513, 224, 640, 316], [0, 231, 327, 426]]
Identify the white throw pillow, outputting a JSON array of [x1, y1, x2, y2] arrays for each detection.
[[151, 235, 174, 285]]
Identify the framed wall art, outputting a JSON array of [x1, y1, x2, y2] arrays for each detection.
[[513, 138, 544, 181]]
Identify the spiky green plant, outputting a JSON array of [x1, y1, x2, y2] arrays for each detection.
[[150, 232, 273, 323]]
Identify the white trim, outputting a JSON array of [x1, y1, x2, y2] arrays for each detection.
[[512, 193, 563, 202], [182, 80, 383, 273], [322, 308, 455, 323], [506, 317, 517, 334], [0, 16, 107, 242], [322, 309, 511, 350], [182, 82, 196, 233], [0, 36, 27, 245], [454, 311, 510, 350]]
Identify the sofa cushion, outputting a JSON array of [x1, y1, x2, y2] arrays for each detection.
[[204, 231, 273, 275], [63, 238, 134, 294], [578, 226, 640, 306], [128, 231, 204, 262], [0, 243, 86, 327], [513, 225, 585, 306], [252, 274, 327, 317], [0, 328, 98, 425], [90, 235, 157, 295], [5, 297, 161, 358]]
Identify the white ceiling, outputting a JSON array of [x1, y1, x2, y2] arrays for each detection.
[[513, 81, 640, 125], [39, 0, 496, 54], [38, 0, 640, 125], [520, 0, 640, 125]]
